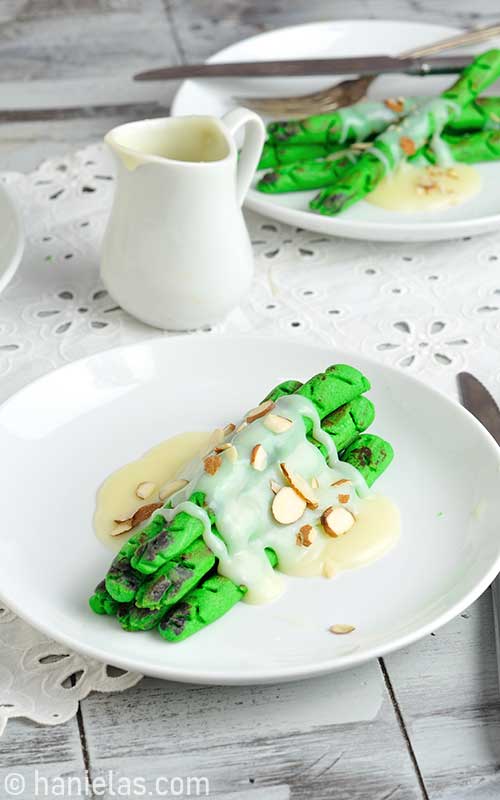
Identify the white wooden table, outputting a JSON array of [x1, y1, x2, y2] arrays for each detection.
[[2, 2, 500, 798]]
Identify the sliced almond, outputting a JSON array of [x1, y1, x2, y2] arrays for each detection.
[[338, 493, 350, 504], [270, 479, 281, 495], [246, 399, 275, 424], [311, 476, 319, 490], [236, 421, 248, 434], [250, 443, 267, 471], [385, 97, 405, 113], [272, 486, 307, 525], [331, 478, 350, 488], [214, 442, 232, 453], [225, 444, 238, 464], [329, 624, 355, 635], [400, 135, 416, 156], [296, 524, 316, 548], [110, 520, 133, 537], [131, 502, 162, 526], [203, 453, 222, 476], [159, 478, 189, 501], [280, 462, 318, 509], [223, 422, 236, 437], [263, 413, 293, 434], [135, 481, 156, 500], [321, 506, 355, 538]]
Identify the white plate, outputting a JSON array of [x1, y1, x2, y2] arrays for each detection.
[[172, 20, 500, 242], [0, 335, 499, 684], [0, 184, 23, 293]]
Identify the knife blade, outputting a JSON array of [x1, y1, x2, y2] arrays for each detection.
[[457, 371, 500, 690], [134, 54, 472, 82], [457, 372, 500, 445]]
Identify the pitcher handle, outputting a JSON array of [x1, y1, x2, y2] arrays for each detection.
[[223, 107, 266, 206]]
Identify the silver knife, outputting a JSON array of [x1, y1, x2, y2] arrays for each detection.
[[134, 54, 472, 82], [457, 372, 500, 687]]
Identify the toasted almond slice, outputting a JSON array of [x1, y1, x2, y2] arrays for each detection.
[[135, 481, 156, 500], [263, 413, 293, 434], [272, 486, 306, 525], [296, 524, 316, 547], [321, 506, 355, 538], [270, 479, 281, 495], [280, 462, 318, 509], [311, 476, 319, 489], [329, 624, 355, 635], [110, 520, 133, 537], [331, 478, 351, 488], [246, 399, 275, 424], [250, 443, 267, 471], [338, 493, 350, 504], [159, 478, 189, 501], [204, 453, 222, 476], [214, 442, 232, 453], [225, 444, 238, 464], [236, 421, 248, 434], [223, 422, 236, 437], [131, 501, 163, 527]]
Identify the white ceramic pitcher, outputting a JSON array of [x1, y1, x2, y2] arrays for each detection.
[[101, 108, 265, 330]]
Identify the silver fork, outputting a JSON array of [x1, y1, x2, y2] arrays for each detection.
[[238, 22, 500, 118]]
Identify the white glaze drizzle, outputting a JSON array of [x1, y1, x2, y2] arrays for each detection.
[[165, 395, 374, 603]]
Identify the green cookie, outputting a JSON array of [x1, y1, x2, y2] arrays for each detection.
[[131, 493, 206, 575], [298, 364, 370, 424], [341, 433, 394, 487], [135, 538, 216, 610], [320, 395, 375, 453], [158, 575, 247, 642], [89, 579, 119, 616], [105, 514, 166, 602]]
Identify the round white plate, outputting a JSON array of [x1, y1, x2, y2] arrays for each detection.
[[0, 184, 23, 293], [172, 20, 500, 242], [0, 336, 499, 684]]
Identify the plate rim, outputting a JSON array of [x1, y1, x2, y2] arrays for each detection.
[[1, 333, 499, 684], [0, 183, 24, 294], [171, 18, 500, 243]]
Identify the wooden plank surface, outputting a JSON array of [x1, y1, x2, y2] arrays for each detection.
[[79, 665, 424, 799], [1, 2, 500, 799]]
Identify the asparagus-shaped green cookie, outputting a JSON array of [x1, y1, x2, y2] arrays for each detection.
[[131, 493, 206, 575], [267, 98, 419, 145], [89, 580, 119, 616], [445, 96, 500, 132], [135, 538, 215, 610], [258, 129, 500, 194], [105, 513, 166, 603], [424, 130, 500, 165], [258, 141, 343, 170], [265, 97, 500, 154], [298, 363, 370, 420], [158, 576, 247, 642], [258, 154, 356, 193], [321, 396, 375, 453], [341, 433, 394, 487], [90, 365, 393, 644], [311, 49, 500, 215]]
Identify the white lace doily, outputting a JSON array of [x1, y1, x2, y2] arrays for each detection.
[[1, 142, 500, 733]]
